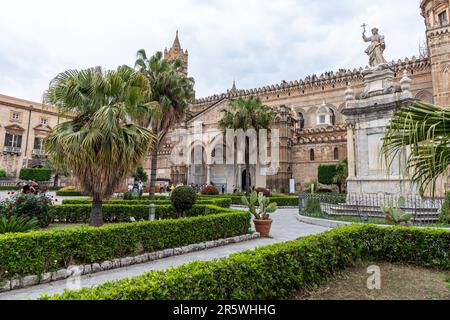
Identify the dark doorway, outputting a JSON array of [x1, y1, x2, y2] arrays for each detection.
[[241, 169, 251, 192]]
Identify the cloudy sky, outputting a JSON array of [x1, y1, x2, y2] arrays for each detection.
[[0, 0, 426, 102]]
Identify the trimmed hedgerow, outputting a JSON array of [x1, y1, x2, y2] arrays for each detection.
[[49, 204, 237, 223], [55, 190, 84, 197], [198, 194, 299, 206], [0, 186, 21, 191], [140, 195, 170, 200], [61, 198, 232, 208], [19, 168, 52, 182], [41, 225, 450, 300], [0, 211, 251, 280], [0, 186, 61, 191]]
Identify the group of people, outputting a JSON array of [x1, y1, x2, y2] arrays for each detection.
[[17, 180, 40, 195], [127, 180, 145, 194], [127, 181, 177, 195]]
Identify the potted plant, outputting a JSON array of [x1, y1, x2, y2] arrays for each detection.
[[242, 192, 277, 237]]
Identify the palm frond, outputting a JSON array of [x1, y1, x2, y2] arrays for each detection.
[[381, 101, 450, 196]]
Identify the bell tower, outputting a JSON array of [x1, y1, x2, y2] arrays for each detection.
[[164, 30, 189, 76], [421, 0, 450, 106]]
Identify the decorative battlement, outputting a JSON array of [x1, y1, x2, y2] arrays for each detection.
[[297, 124, 347, 145], [192, 56, 430, 106]]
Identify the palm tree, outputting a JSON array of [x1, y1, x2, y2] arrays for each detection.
[[381, 101, 450, 197], [43, 66, 158, 226], [219, 96, 274, 194], [134, 50, 195, 198]]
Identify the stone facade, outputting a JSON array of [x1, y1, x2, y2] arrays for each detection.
[[421, 0, 450, 107], [151, 3, 447, 193], [0, 94, 69, 178], [1, 2, 447, 193]]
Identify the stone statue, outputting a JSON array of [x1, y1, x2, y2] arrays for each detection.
[[363, 27, 388, 67]]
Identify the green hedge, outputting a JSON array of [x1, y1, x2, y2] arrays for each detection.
[[41, 225, 450, 300], [199, 195, 298, 206], [0, 186, 21, 191], [0, 211, 251, 280], [19, 168, 52, 182], [55, 190, 84, 197], [61, 198, 232, 208], [0, 186, 61, 191], [0, 169, 6, 178], [318, 164, 338, 185], [49, 204, 238, 223], [140, 195, 170, 200]]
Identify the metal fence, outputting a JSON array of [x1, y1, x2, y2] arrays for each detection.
[[298, 193, 445, 225]]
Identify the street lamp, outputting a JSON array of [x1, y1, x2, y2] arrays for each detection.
[[148, 203, 156, 221]]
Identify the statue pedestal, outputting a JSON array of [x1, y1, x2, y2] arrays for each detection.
[[342, 67, 417, 197], [359, 64, 398, 99]]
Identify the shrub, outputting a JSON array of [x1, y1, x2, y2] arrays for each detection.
[[0, 186, 21, 191], [56, 186, 84, 197], [0, 169, 6, 178], [171, 186, 197, 216], [61, 198, 232, 208], [0, 211, 251, 280], [123, 191, 142, 200], [305, 198, 321, 215], [41, 225, 450, 300], [19, 168, 52, 182], [0, 193, 53, 228], [198, 195, 299, 206], [132, 167, 148, 183], [0, 215, 39, 234], [201, 185, 219, 195], [255, 188, 271, 197], [318, 164, 337, 185], [49, 204, 236, 223]]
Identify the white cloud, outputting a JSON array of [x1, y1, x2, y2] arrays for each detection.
[[0, 0, 426, 102]]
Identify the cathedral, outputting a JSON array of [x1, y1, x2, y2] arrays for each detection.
[[147, 0, 450, 194]]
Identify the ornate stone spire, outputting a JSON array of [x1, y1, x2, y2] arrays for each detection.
[[229, 80, 238, 95], [172, 30, 181, 51], [164, 30, 189, 76]]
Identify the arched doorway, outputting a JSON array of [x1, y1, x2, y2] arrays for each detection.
[[241, 169, 251, 192], [189, 144, 207, 186]]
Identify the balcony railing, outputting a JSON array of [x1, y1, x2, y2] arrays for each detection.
[[32, 149, 46, 157], [3, 146, 21, 154]]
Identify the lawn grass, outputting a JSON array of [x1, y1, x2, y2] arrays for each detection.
[[305, 211, 450, 228], [305, 211, 387, 225], [295, 262, 450, 300]]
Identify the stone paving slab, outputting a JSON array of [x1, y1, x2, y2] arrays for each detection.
[[0, 208, 329, 300]]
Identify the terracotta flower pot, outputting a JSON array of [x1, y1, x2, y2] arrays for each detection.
[[253, 219, 273, 237]]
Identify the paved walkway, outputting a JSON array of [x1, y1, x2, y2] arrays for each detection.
[[0, 208, 329, 300]]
